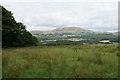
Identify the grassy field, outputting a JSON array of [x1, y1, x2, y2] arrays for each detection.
[[2, 44, 118, 78]]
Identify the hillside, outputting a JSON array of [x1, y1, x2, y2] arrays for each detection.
[[30, 27, 92, 34], [51, 27, 91, 33]]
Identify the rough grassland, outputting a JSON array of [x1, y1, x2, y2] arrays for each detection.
[[2, 44, 118, 78]]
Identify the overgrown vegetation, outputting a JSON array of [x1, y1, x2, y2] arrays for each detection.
[[3, 44, 118, 78]]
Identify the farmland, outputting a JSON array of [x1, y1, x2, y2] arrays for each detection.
[[2, 44, 118, 78], [30, 27, 119, 46]]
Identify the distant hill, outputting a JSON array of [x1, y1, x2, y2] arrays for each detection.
[[30, 27, 119, 45], [30, 27, 92, 34], [52, 27, 91, 32]]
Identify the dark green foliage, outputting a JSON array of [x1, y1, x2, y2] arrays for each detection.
[[1, 6, 38, 47]]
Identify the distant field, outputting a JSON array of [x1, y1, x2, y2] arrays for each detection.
[[2, 44, 118, 78]]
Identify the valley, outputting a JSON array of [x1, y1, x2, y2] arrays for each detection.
[[30, 27, 119, 46]]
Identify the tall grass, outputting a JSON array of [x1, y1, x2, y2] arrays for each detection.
[[2, 44, 118, 78]]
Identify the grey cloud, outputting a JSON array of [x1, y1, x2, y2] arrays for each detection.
[[1, 2, 118, 32]]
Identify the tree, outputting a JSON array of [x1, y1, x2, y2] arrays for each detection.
[[1, 6, 38, 47]]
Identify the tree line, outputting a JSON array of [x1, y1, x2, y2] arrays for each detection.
[[1, 6, 38, 47]]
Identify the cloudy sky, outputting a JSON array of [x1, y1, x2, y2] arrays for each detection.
[[1, 0, 119, 32]]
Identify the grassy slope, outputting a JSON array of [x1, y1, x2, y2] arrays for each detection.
[[2, 44, 118, 78]]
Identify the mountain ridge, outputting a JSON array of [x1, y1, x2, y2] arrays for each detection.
[[52, 27, 90, 32], [30, 27, 92, 34]]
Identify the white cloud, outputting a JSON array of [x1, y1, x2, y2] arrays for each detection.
[[26, 26, 56, 31], [1, 1, 118, 32], [1, 0, 119, 2]]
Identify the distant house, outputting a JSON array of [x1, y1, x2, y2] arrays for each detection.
[[99, 40, 111, 44]]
